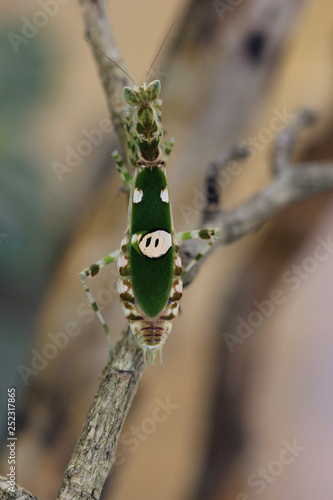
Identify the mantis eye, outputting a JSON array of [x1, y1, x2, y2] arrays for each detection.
[[146, 80, 161, 100], [123, 86, 138, 105]]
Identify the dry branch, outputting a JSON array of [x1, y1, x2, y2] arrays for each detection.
[[0, 476, 38, 500], [78, 0, 130, 152], [207, 110, 333, 242], [57, 327, 144, 500]]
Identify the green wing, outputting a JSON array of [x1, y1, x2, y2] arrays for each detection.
[[129, 167, 174, 318]]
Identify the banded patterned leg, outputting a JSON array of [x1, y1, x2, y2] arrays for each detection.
[[112, 151, 132, 191], [124, 112, 141, 168], [79, 249, 120, 356], [175, 228, 221, 277]]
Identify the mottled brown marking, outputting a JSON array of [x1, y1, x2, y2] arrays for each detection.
[[123, 302, 134, 310], [170, 291, 182, 301], [138, 327, 164, 346], [126, 313, 144, 321], [120, 292, 135, 303], [174, 266, 182, 276], [160, 313, 176, 320], [119, 266, 130, 276]]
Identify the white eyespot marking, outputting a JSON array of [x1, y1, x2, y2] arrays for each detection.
[[175, 255, 182, 267], [138, 230, 172, 259], [131, 234, 139, 245], [160, 188, 169, 203], [133, 188, 143, 203], [117, 279, 131, 295]]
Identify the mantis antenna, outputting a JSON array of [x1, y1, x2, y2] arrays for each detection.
[[144, 20, 177, 85], [84, 38, 136, 87]]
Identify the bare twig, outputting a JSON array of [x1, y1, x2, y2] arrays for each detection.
[[57, 327, 144, 500], [78, 0, 129, 152], [204, 145, 250, 216], [180, 111, 333, 286], [211, 110, 333, 243], [0, 476, 39, 500], [271, 109, 316, 174]]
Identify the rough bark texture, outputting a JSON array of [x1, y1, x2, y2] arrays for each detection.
[[57, 327, 144, 500], [78, 0, 130, 152], [0, 477, 38, 500]]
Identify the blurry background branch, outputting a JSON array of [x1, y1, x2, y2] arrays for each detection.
[[182, 110, 333, 286], [211, 111, 333, 241]]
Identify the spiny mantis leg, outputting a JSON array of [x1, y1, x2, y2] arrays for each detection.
[[175, 228, 221, 277], [112, 151, 132, 192], [79, 249, 120, 356]]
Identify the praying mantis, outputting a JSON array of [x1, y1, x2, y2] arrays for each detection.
[[79, 43, 221, 365]]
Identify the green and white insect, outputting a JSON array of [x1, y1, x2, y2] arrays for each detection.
[[79, 52, 221, 365]]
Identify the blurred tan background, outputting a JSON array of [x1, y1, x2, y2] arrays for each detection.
[[1, 0, 333, 499]]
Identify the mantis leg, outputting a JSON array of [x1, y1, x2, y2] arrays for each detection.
[[112, 150, 132, 192], [79, 249, 120, 356], [175, 228, 221, 277]]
